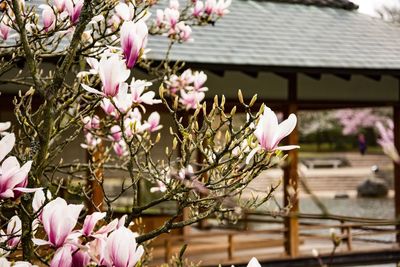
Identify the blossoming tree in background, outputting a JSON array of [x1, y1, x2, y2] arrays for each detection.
[[0, 0, 298, 265]]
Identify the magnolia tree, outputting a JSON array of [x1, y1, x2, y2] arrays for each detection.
[[0, 0, 299, 266]]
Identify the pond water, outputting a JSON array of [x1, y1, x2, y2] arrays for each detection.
[[299, 196, 394, 219]]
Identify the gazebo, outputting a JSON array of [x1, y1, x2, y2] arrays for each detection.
[[147, 0, 400, 257]]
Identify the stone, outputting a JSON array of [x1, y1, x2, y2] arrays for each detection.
[[357, 178, 388, 198]]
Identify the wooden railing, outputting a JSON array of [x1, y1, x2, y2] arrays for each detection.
[[154, 212, 400, 264]]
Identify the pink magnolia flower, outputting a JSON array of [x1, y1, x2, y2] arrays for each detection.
[[54, 0, 66, 12], [246, 107, 299, 164], [193, 71, 207, 91], [156, 10, 165, 27], [146, 112, 163, 132], [40, 5, 56, 32], [376, 121, 400, 163], [101, 98, 117, 117], [82, 55, 130, 97], [175, 22, 192, 42], [81, 212, 106, 236], [0, 134, 34, 199], [50, 245, 72, 267], [169, 0, 180, 9], [164, 8, 179, 29], [32, 189, 52, 214], [179, 90, 205, 110], [81, 132, 102, 150], [114, 83, 133, 113], [120, 20, 148, 69], [215, 0, 231, 16], [0, 19, 11, 40], [113, 141, 128, 157], [5, 215, 22, 249], [0, 122, 11, 134], [115, 2, 135, 21], [247, 257, 261, 267], [82, 115, 100, 130], [193, 1, 204, 17], [36, 197, 83, 248], [103, 226, 144, 267], [65, 0, 84, 24], [204, 0, 216, 15], [150, 180, 167, 193], [254, 107, 299, 151], [110, 125, 122, 142], [130, 79, 161, 105]]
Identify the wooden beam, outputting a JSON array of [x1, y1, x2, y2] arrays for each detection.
[[304, 73, 321, 80], [209, 70, 225, 77], [335, 73, 352, 81], [365, 74, 381, 81], [242, 71, 258, 78], [393, 104, 400, 243], [283, 74, 299, 257]]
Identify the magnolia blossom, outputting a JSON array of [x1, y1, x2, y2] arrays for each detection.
[[0, 18, 10, 40], [193, 71, 207, 91], [120, 20, 148, 68], [101, 98, 118, 117], [54, 0, 66, 12], [77, 57, 99, 77], [376, 120, 400, 163], [0, 121, 11, 134], [193, 1, 204, 17], [32, 188, 52, 215], [115, 2, 135, 21], [81, 132, 102, 150], [247, 257, 261, 267], [130, 79, 160, 105], [82, 55, 130, 97], [65, 0, 84, 24], [110, 125, 122, 142], [2, 216, 22, 249], [169, 0, 180, 9], [179, 90, 205, 110], [40, 5, 56, 32], [81, 212, 106, 236], [82, 115, 100, 130], [50, 245, 72, 267], [0, 134, 34, 199], [0, 258, 37, 267], [215, 0, 232, 16], [175, 22, 192, 42], [164, 8, 180, 29], [205, 0, 216, 15], [113, 141, 128, 157], [146, 112, 163, 132], [103, 226, 144, 267], [36, 197, 83, 248], [255, 107, 299, 151], [246, 107, 299, 164]]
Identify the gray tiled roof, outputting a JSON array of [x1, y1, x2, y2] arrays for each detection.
[[147, 0, 400, 71], [266, 0, 358, 10]]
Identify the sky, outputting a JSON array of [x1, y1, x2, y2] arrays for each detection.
[[352, 0, 400, 17]]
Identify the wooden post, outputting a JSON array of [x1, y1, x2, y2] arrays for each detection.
[[283, 74, 300, 257], [87, 143, 104, 214], [393, 105, 400, 243], [228, 234, 234, 260]]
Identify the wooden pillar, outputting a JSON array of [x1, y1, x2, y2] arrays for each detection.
[[283, 74, 300, 256], [393, 105, 400, 243], [87, 143, 104, 214]]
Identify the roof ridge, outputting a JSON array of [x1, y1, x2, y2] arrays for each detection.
[[250, 0, 359, 10]]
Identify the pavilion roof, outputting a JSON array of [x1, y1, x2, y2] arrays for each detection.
[[147, 0, 400, 73]]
